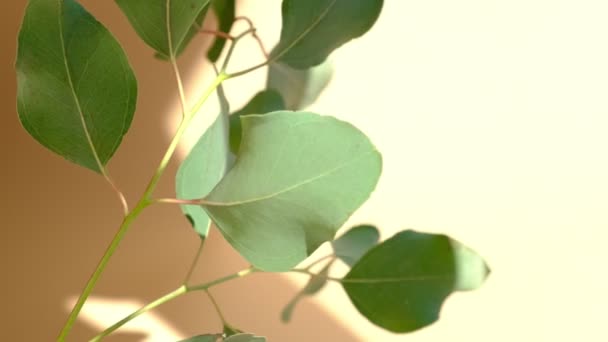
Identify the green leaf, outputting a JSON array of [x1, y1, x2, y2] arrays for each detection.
[[267, 59, 333, 110], [16, 0, 137, 173], [342, 230, 490, 333], [176, 84, 230, 238], [229, 90, 286, 153], [115, 0, 211, 58], [179, 335, 220, 342], [202, 111, 382, 271], [207, 0, 236, 62], [281, 261, 332, 322], [332, 225, 379, 267], [224, 334, 266, 342], [272, 0, 384, 69]]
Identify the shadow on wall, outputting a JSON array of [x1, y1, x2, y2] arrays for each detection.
[[0, 1, 360, 341]]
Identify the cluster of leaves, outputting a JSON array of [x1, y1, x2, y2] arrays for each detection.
[[16, 0, 490, 341]]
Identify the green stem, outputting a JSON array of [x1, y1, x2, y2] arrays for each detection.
[[183, 238, 205, 285], [58, 200, 150, 341], [290, 268, 343, 283], [205, 289, 229, 327], [58, 73, 227, 342], [89, 268, 256, 341], [89, 285, 188, 342]]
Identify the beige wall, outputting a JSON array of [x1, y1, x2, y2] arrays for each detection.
[[2, 1, 608, 341]]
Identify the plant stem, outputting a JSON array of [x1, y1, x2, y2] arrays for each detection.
[[89, 268, 256, 341], [58, 73, 227, 342], [58, 200, 150, 341], [89, 285, 188, 342], [102, 172, 129, 216], [221, 28, 256, 72], [290, 268, 344, 283], [205, 289, 229, 327], [183, 238, 205, 285]]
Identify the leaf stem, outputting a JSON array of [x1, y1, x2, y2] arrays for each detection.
[[183, 238, 205, 285], [290, 268, 343, 283], [58, 73, 227, 341], [90, 268, 256, 341], [234, 16, 269, 58], [304, 255, 335, 271], [171, 59, 189, 119], [89, 285, 188, 342], [221, 28, 256, 72], [205, 289, 229, 327], [154, 197, 202, 205], [102, 171, 129, 216]]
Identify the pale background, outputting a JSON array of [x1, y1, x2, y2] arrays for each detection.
[[1, 0, 607, 341]]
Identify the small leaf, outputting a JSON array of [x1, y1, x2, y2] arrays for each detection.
[[331, 225, 379, 267], [179, 335, 221, 342], [342, 230, 490, 333], [281, 262, 332, 322], [267, 59, 333, 110], [115, 0, 211, 58], [202, 111, 382, 271], [224, 334, 266, 342], [272, 0, 384, 69], [16, 0, 137, 173], [207, 0, 236, 62], [176, 84, 230, 238], [229, 90, 286, 153]]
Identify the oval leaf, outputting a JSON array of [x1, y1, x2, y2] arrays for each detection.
[[207, 0, 236, 62], [272, 0, 384, 69], [176, 84, 230, 238], [229, 90, 285, 153], [16, 0, 137, 173], [342, 230, 490, 333], [267, 59, 333, 110], [202, 111, 382, 271], [115, 0, 211, 58], [224, 334, 266, 342], [331, 224, 380, 267]]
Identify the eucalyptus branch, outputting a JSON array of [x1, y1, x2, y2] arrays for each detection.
[[58, 73, 228, 341], [90, 268, 256, 341], [15, 2, 489, 341]]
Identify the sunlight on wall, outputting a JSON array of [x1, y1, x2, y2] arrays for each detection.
[[67, 296, 183, 341]]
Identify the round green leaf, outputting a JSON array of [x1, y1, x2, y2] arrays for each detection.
[[267, 59, 333, 110], [207, 0, 236, 62], [115, 0, 211, 58], [229, 90, 286, 153], [16, 0, 137, 173], [343, 230, 490, 333], [202, 111, 382, 271], [272, 0, 384, 69], [331, 224, 380, 267], [176, 85, 230, 238]]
